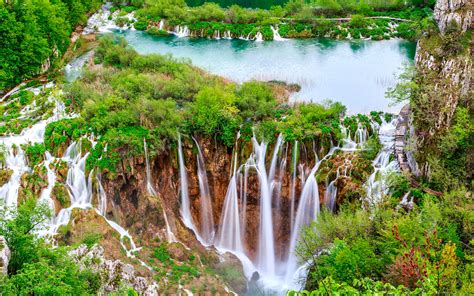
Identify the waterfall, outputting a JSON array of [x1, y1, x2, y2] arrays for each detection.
[[193, 137, 215, 245], [285, 147, 337, 283], [144, 139, 157, 196], [239, 162, 250, 242], [65, 143, 91, 207], [340, 125, 358, 150], [255, 32, 263, 42], [274, 142, 287, 212], [215, 150, 243, 252], [158, 19, 165, 30], [289, 141, 298, 231], [270, 25, 286, 41], [355, 123, 368, 144], [223, 30, 232, 39], [177, 135, 197, 232], [38, 152, 57, 210], [173, 25, 190, 38], [365, 117, 398, 205], [0, 148, 27, 208], [285, 164, 320, 281], [251, 137, 276, 277], [324, 180, 337, 212]]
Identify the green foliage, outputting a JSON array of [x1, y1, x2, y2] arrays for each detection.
[[279, 101, 345, 142], [0, 0, 102, 90], [0, 199, 99, 294], [44, 118, 88, 156], [288, 276, 417, 295], [22, 143, 46, 167], [186, 85, 240, 146], [359, 136, 382, 160], [81, 233, 102, 248], [299, 188, 473, 294], [132, 0, 431, 41], [154, 244, 171, 263]]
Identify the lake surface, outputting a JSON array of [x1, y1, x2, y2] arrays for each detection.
[[114, 30, 416, 114]]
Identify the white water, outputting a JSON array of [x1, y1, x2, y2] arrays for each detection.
[[173, 25, 190, 38], [215, 150, 243, 252], [252, 137, 276, 277], [324, 180, 338, 212], [284, 146, 337, 287], [365, 117, 399, 205], [270, 26, 286, 41], [254, 32, 264, 42], [177, 135, 196, 231], [223, 30, 232, 39]]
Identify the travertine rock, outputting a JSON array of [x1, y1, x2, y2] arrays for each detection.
[[70, 244, 158, 295], [434, 0, 473, 33]]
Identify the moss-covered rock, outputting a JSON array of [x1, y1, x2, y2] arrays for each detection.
[[0, 168, 13, 187], [51, 182, 70, 214]]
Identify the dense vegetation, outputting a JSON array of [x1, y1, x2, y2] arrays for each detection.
[[387, 23, 473, 192], [0, 199, 100, 294], [0, 0, 102, 90], [45, 36, 348, 174], [112, 0, 434, 40], [297, 19, 473, 295], [185, 0, 289, 9], [298, 185, 473, 294]]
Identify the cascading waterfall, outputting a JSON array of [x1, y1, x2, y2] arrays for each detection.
[[223, 30, 232, 39], [158, 19, 165, 30], [0, 83, 144, 259], [173, 25, 190, 38], [177, 135, 196, 231], [0, 148, 27, 208], [38, 152, 57, 210], [252, 137, 276, 277], [285, 147, 337, 285], [215, 150, 243, 252], [355, 123, 368, 144], [144, 139, 157, 197], [365, 117, 399, 205], [324, 180, 338, 212], [65, 143, 91, 207], [193, 137, 215, 245], [270, 25, 286, 41], [289, 140, 298, 232], [254, 32, 264, 42]]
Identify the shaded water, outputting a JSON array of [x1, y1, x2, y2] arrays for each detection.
[[113, 30, 415, 113]]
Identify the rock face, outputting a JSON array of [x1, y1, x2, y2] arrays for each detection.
[[412, 0, 472, 176], [70, 244, 158, 295], [0, 236, 10, 275], [434, 0, 473, 33]]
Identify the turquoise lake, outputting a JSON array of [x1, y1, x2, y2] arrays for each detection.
[[113, 30, 416, 114]]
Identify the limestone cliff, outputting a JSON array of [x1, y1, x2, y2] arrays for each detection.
[[434, 0, 473, 33], [410, 0, 472, 182]]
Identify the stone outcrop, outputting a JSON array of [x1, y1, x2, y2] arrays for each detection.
[[70, 244, 158, 295], [434, 0, 473, 33], [411, 0, 472, 177], [0, 236, 10, 275]]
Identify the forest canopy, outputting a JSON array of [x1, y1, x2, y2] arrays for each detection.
[[0, 0, 102, 90]]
